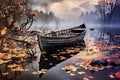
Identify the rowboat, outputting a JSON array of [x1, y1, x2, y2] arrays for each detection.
[[37, 24, 86, 51]]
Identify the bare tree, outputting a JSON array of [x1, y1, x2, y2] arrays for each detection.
[[0, 0, 36, 33], [96, 0, 116, 42]]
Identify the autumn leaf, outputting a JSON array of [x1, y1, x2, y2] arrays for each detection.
[[32, 69, 48, 75], [109, 74, 115, 79], [115, 71, 120, 79], [11, 65, 24, 72], [78, 71, 86, 75], [7, 64, 19, 69], [2, 72, 9, 76], [0, 53, 7, 59], [88, 76, 94, 78], [1, 27, 7, 35], [30, 11, 37, 16], [61, 65, 77, 72], [83, 77, 89, 80], [70, 73, 75, 76]]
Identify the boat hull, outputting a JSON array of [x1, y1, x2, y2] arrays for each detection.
[[38, 31, 86, 51]]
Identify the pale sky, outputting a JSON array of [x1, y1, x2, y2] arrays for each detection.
[[32, 0, 99, 18]]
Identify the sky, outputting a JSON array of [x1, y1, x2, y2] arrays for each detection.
[[32, 0, 99, 18]]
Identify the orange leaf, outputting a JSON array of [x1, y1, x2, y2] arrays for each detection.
[[1, 27, 7, 35]]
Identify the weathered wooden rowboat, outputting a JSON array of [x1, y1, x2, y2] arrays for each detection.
[[37, 24, 86, 51]]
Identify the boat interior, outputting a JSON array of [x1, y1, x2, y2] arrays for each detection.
[[45, 26, 86, 37]]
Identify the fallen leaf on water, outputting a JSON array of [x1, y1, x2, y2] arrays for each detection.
[[61, 65, 77, 72], [0, 60, 11, 64], [24, 69, 29, 71], [115, 71, 120, 79], [18, 53, 26, 57], [11, 65, 24, 72], [66, 71, 71, 73], [2, 72, 9, 75], [78, 71, 86, 75], [32, 71, 38, 75], [88, 76, 94, 78], [59, 56, 66, 60], [7, 64, 19, 68], [3, 47, 9, 51], [52, 55, 57, 58], [59, 51, 66, 54], [32, 69, 48, 75], [83, 77, 89, 80], [109, 74, 115, 79], [0, 53, 8, 59], [70, 73, 75, 76], [49, 63, 53, 65], [44, 58, 48, 60]]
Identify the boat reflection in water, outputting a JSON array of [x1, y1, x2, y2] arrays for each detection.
[[39, 40, 86, 77]]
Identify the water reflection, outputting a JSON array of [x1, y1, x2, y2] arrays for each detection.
[[0, 36, 40, 80], [0, 38, 86, 80], [40, 27, 120, 80], [0, 27, 120, 80], [39, 41, 86, 77], [0, 51, 38, 80]]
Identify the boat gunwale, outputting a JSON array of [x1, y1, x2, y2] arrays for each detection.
[[39, 30, 86, 39]]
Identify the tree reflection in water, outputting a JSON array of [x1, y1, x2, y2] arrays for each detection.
[[0, 36, 39, 80], [0, 34, 86, 80]]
